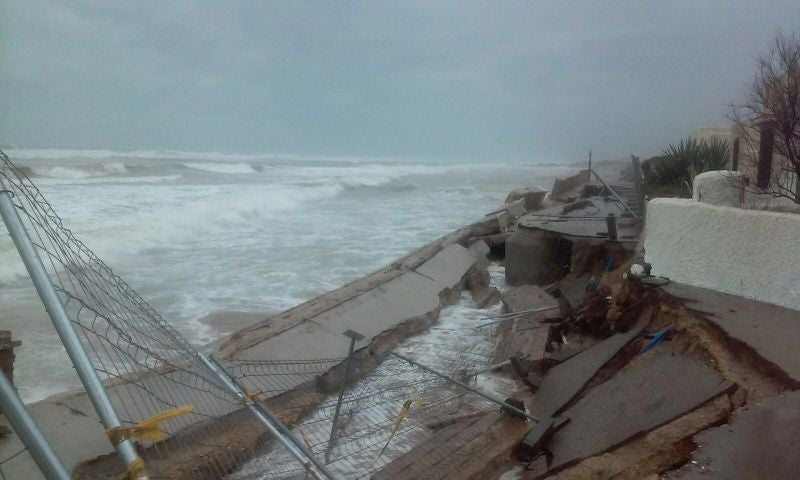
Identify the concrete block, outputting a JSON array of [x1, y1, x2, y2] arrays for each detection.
[[505, 229, 563, 286], [551, 170, 589, 200], [415, 244, 476, 292], [501, 285, 559, 313], [506, 187, 547, 211], [692, 170, 745, 207], [470, 211, 510, 236], [506, 198, 527, 218]]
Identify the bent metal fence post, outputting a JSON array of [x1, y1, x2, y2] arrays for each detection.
[[0, 179, 146, 478], [390, 352, 539, 423], [202, 354, 337, 480], [325, 329, 364, 464], [0, 369, 69, 480], [0, 151, 320, 478]]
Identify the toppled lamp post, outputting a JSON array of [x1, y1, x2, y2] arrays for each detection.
[[325, 329, 364, 464]]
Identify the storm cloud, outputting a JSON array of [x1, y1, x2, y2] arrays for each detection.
[[1, 1, 797, 162]]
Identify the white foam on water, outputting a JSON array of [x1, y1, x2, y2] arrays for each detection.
[[181, 162, 259, 175], [30, 162, 128, 179], [231, 283, 510, 479], [1, 148, 576, 403]]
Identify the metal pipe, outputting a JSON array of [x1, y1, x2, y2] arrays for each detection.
[[589, 169, 640, 220], [390, 352, 539, 423], [464, 360, 511, 377], [477, 305, 559, 320], [0, 186, 147, 479], [0, 370, 69, 480], [325, 330, 363, 464], [606, 213, 618, 241], [474, 306, 559, 329], [200, 354, 337, 480]]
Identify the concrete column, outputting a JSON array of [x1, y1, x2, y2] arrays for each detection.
[[505, 228, 568, 286]]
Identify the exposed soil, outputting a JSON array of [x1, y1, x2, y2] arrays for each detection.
[[493, 281, 797, 480]]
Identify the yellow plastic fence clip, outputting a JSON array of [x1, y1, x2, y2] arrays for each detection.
[[242, 388, 264, 404], [106, 405, 193, 444], [121, 457, 147, 480], [374, 392, 422, 463]]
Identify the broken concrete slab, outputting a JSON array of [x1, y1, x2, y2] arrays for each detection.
[[541, 350, 735, 476], [551, 169, 589, 201], [506, 198, 527, 218], [502, 285, 560, 314], [470, 211, 510, 236], [506, 187, 547, 211], [475, 232, 512, 250], [516, 197, 640, 243], [517, 417, 555, 462], [466, 239, 490, 266], [558, 273, 594, 309], [532, 323, 646, 418], [219, 227, 472, 357], [492, 286, 560, 361], [675, 390, 800, 479], [416, 244, 480, 292], [0, 394, 116, 480], [505, 229, 567, 286], [236, 243, 476, 362], [472, 286, 501, 308], [663, 282, 800, 382], [518, 416, 570, 462]]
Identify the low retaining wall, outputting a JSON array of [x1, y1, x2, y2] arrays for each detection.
[[644, 198, 800, 311]]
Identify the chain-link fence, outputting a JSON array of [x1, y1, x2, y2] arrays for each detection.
[[0, 149, 585, 479], [0, 152, 313, 479]]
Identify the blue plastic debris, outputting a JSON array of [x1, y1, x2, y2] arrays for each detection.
[[642, 327, 670, 352]]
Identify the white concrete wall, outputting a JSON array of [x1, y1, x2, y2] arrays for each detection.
[[645, 198, 800, 311]]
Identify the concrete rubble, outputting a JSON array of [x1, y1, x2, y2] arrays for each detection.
[[506, 187, 547, 212], [537, 350, 735, 476]]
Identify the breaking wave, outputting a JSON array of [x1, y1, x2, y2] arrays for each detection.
[[181, 162, 259, 175], [30, 162, 128, 179]]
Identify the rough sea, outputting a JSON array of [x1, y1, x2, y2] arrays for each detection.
[[0, 148, 576, 402]]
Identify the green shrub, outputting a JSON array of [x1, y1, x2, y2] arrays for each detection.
[[643, 137, 730, 196]]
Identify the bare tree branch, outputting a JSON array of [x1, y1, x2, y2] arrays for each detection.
[[730, 30, 800, 203]]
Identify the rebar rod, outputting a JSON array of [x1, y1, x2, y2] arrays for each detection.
[[589, 169, 640, 220], [390, 352, 539, 423], [475, 306, 559, 328]]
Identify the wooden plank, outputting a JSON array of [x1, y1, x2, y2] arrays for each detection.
[[541, 350, 735, 476]]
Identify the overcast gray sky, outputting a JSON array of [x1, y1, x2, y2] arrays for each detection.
[[1, 1, 798, 163]]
